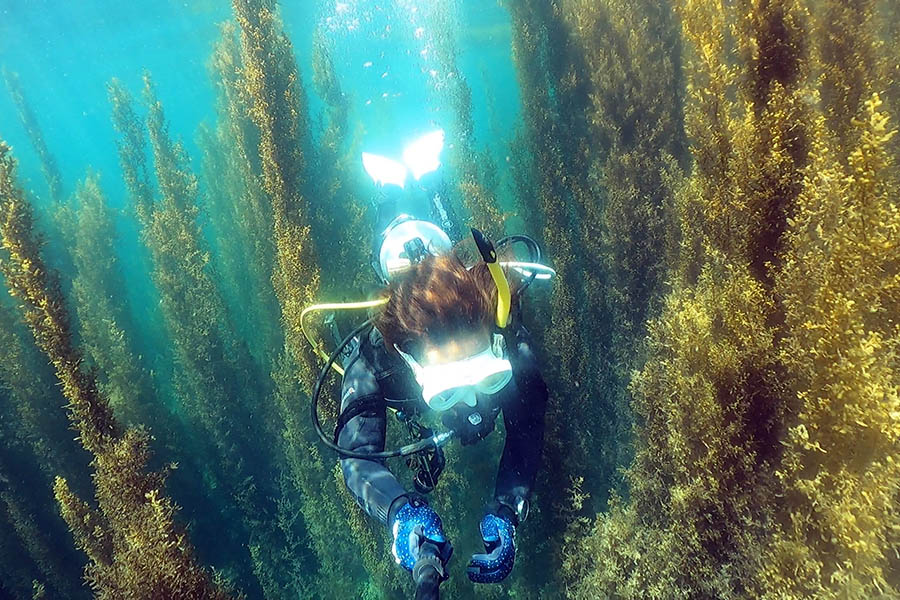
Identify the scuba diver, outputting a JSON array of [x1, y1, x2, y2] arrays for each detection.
[[306, 129, 554, 596]]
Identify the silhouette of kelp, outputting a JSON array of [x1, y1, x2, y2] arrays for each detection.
[[2, 69, 63, 205]]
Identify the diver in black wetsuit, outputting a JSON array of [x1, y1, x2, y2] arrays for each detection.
[[337, 247, 548, 584], [310, 131, 553, 591]]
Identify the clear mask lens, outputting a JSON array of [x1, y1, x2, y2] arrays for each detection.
[[395, 339, 512, 412], [428, 386, 476, 412], [474, 370, 513, 395]]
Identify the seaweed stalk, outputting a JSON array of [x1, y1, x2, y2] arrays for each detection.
[[232, 0, 321, 385], [2, 69, 63, 204], [0, 138, 233, 599]]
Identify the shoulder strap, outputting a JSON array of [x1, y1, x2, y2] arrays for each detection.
[[359, 326, 422, 411], [333, 394, 382, 443]]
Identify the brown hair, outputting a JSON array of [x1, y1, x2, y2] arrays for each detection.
[[377, 252, 508, 358]]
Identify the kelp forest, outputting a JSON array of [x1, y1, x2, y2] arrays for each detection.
[[0, 0, 898, 598]]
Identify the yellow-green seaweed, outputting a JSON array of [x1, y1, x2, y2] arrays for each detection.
[[232, 0, 321, 382], [202, 21, 283, 368], [562, 0, 900, 597], [232, 3, 406, 597], [70, 171, 163, 431], [0, 138, 233, 600]]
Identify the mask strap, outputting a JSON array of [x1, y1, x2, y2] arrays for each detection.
[[394, 344, 423, 375]]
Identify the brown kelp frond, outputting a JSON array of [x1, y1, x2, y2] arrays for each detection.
[[107, 78, 154, 223], [232, 6, 402, 595], [144, 74, 199, 217], [812, 0, 880, 158], [1, 140, 233, 599], [310, 30, 372, 293], [127, 70, 294, 597], [232, 0, 311, 220], [71, 171, 162, 431], [563, 0, 686, 350], [0, 141, 120, 455], [2, 69, 64, 204], [763, 93, 900, 598], [268, 351, 374, 598], [506, 11, 688, 582], [0, 451, 83, 599], [233, 0, 321, 384], [53, 476, 113, 569], [564, 0, 900, 596], [880, 0, 900, 161], [677, 0, 811, 282], [0, 295, 90, 482]]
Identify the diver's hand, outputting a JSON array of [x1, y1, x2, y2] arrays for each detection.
[[391, 497, 452, 573], [467, 511, 516, 583]]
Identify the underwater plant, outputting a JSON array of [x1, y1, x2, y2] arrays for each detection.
[[140, 71, 299, 597], [3, 68, 83, 344], [202, 21, 283, 370], [563, 0, 811, 595], [0, 391, 88, 600], [0, 0, 895, 597], [882, 0, 900, 154], [232, 0, 321, 382], [563, 0, 686, 348], [70, 171, 163, 431], [813, 0, 881, 161], [0, 293, 90, 483], [231, 3, 406, 597], [0, 469, 78, 598], [0, 138, 233, 599], [2, 69, 63, 205], [562, 0, 900, 597], [0, 222, 92, 597], [502, 3, 688, 596], [309, 31, 373, 295], [107, 79, 153, 223], [504, 2, 621, 593], [763, 91, 900, 599], [506, 0, 593, 458]]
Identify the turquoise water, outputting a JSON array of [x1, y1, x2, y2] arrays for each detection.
[[0, 1, 518, 206]]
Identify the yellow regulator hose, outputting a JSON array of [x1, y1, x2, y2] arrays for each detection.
[[301, 297, 389, 376]]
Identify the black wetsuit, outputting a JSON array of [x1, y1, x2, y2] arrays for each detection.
[[337, 319, 548, 527]]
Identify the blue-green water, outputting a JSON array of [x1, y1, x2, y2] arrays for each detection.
[[0, 1, 518, 206]]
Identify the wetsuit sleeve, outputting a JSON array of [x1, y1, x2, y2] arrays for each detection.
[[494, 324, 548, 517], [337, 350, 409, 527]]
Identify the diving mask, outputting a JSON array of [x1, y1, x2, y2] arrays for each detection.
[[395, 334, 513, 412]]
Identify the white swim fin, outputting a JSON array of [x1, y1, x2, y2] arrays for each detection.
[[362, 152, 408, 188], [402, 129, 445, 180]]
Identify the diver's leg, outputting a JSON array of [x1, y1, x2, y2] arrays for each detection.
[[372, 187, 403, 258]]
